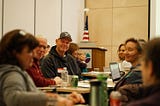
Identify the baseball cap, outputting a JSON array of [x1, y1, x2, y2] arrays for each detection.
[[59, 32, 72, 42]]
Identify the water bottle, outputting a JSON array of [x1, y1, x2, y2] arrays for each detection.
[[61, 67, 68, 87], [97, 74, 108, 106], [90, 79, 102, 106]]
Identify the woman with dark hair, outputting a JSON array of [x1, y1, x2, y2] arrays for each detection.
[[0, 29, 84, 106], [128, 38, 160, 106], [117, 44, 126, 61], [0, 30, 38, 68], [68, 43, 87, 73], [115, 38, 146, 106]]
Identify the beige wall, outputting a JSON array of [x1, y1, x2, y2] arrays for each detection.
[[86, 0, 148, 66], [0, 0, 84, 46]]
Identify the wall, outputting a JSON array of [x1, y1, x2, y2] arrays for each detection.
[[0, 0, 84, 46], [0, 0, 2, 39], [35, 0, 61, 46], [62, 0, 84, 43], [150, 0, 156, 38], [0, 0, 156, 67], [150, 0, 160, 38], [156, 0, 160, 36], [86, 0, 149, 66], [3, 0, 34, 34]]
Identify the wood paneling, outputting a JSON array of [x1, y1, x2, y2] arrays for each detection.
[[86, 0, 112, 8], [113, 6, 148, 45], [86, 0, 149, 66], [88, 9, 113, 46], [113, 0, 148, 7]]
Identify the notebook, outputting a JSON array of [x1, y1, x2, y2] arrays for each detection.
[[109, 62, 121, 81]]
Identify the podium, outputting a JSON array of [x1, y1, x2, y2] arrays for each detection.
[[79, 46, 107, 72]]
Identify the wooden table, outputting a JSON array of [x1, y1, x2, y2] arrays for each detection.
[[56, 87, 90, 94], [37, 80, 115, 105], [37, 78, 115, 92], [37, 86, 89, 94], [56, 85, 90, 104], [81, 71, 110, 79]]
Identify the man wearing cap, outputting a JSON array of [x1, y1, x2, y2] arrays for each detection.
[[41, 32, 81, 78]]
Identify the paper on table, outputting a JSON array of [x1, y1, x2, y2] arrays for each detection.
[[107, 78, 115, 88], [78, 82, 90, 88], [78, 79, 115, 88]]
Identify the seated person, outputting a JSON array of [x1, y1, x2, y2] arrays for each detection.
[[127, 38, 160, 106], [117, 43, 132, 71], [44, 44, 51, 56], [115, 38, 146, 105], [26, 36, 62, 87], [41, 32, 81, 78], [0, 29, 85, 106], [77, 50, 88, 72], [117, 44, 126, 61], [68, 43, 87, 73]]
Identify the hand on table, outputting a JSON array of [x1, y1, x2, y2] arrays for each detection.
[[46, 92, 85, 106], [46, 93, 72, 106], [67, 92, 85, 104], [53, 76, 63, 85]]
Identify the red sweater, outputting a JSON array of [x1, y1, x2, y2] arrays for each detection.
[[26, 59, 56, 87]]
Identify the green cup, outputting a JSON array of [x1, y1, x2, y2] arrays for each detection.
[[71, 75, 78, 87]]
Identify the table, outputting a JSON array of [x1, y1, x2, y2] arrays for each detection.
[[37, 80, 115, 105], [37, 78, 115, 92], [37, 86, 56, 92], [37, 86, 90, 105], [81, 71, 110, 79], [56, 87, 90, 94]]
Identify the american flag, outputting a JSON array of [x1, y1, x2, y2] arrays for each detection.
[[82, 16, 89, 41]]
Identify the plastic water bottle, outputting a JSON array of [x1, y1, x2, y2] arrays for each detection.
[[61, 67, 68, 87]]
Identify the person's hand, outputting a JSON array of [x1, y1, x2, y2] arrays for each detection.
[[67, 92, 85, 104], [46, 93, 73, 106], [46, 92, 85, 106], [53, 76, 63, 85], [56, 95, 73, 106]]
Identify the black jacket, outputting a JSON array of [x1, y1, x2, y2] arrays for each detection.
[[115, 64, 142, 90], [127, 83, 160, 106], [115, 65, 143, 106], [41, 46, 81, 78]]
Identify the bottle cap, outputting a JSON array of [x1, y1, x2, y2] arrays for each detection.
[[63, 67, 67, 70], [90, 79, 102, 86]]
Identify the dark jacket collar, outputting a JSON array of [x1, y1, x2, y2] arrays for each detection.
[[141, 83, 160, 97]]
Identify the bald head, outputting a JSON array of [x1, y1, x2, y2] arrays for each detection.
[[36, 36, 47, 45], [33, 36, 48, 60]]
